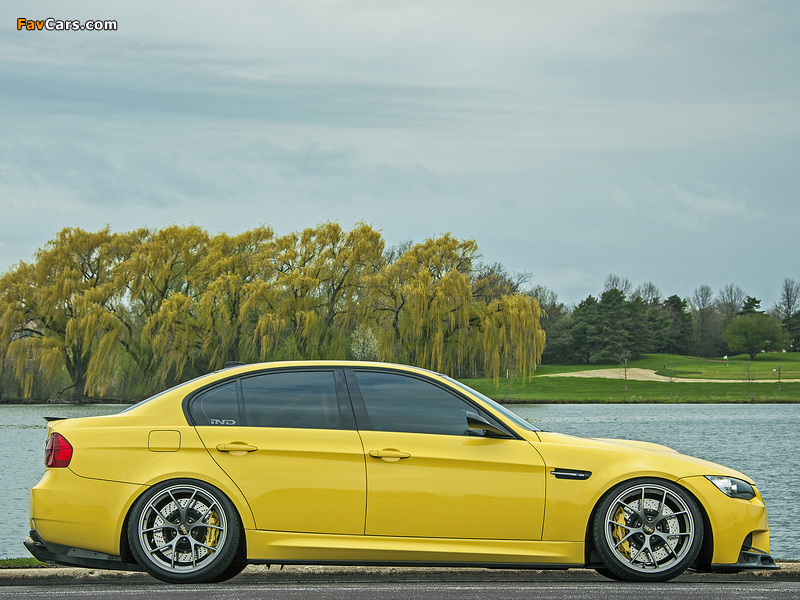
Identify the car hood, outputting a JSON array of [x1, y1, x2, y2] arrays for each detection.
[[533, 430, 754, 483], [590, 437, 680, 454], [534, 430, 684, 457]]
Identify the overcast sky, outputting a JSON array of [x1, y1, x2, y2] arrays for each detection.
[[2, 1, 798, 308]]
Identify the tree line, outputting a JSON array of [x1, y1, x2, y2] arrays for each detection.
[[1, 224, 796, 402], [536, 274, 798, 365], [0, 224, 544, 401]]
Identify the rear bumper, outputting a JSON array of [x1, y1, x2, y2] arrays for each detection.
[[25, 529, 142, 571], [29, 468, 147, 557]]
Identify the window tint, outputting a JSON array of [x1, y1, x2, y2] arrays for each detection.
[[443, 375, 538, 431], [191, 382, 240, 426], [241, 371, 340, 429], [354, 371, 477, 436]]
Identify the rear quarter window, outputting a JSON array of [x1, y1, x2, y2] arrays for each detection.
[[190, 382, 240, 425]]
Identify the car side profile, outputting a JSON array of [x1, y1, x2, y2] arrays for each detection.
[[26, 361, 777, 583]]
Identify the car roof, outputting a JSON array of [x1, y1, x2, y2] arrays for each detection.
[[215, 360, 444, 378]]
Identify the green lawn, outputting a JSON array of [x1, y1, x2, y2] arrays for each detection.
[[0, 558, 49, 568], [534, 352, 800, 380], [460, 353, 800, 403]]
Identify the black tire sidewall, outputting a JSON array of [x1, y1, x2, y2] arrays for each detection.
[[592, 477, 704, 582], [128, 478, 242, 584]]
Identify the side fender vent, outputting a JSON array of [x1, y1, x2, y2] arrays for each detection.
[[550, 468, 592, 480]]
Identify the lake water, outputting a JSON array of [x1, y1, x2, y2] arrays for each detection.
[[2, 403, 798, 560]]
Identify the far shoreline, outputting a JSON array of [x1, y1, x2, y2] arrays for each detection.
[[3, 359, 798, 405]]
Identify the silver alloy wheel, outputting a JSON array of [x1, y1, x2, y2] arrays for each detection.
[[136, 483, 229, 574], [602, 482, 695, 574]]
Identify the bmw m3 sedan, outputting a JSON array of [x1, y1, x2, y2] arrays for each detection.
[[26, 361, 777, 583]]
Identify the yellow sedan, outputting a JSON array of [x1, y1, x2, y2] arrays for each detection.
[[26, 361, 777, 583]]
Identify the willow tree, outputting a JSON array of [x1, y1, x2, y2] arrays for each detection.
[[2, 228, 121, 400], [114, 225, 209, 389], [366, 234, 477, 375], [250, 222, 384, 360], [478, 293, 545, 383], [0, 263, 38, 398], [193, 226, 275, 370]]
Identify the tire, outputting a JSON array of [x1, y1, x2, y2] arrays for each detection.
[[128, 479, 243, 584], [206, 558, 248, 583], [592, 478, 703, 582]]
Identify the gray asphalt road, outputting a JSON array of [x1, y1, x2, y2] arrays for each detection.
[[2, 581, 800, 600], [3, 564, 799, 599]]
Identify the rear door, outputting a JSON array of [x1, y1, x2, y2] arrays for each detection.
[[190, 368, 366, 535]]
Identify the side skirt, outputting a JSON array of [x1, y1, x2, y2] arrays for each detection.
[[245, 530, 585, 567]]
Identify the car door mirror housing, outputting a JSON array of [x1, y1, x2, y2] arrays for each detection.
[[466, 411, 513, 438]]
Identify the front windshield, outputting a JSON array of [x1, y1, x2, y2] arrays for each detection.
[[443, 376, 539, 431]]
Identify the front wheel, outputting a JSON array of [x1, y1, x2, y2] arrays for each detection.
[[128, 479, 243, 583], [592, 478, 703, 582]]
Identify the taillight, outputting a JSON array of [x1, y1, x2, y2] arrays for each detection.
[[45, 433, 73, 468]]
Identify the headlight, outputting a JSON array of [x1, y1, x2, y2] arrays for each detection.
[[706, 476, 756, 500]]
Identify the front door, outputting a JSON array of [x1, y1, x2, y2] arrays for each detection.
[[351, 370, 545, 540]]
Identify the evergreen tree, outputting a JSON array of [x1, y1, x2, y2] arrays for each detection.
[[739, 296, 764, 315], [594, 288, 632, 362], [784, 312, 800, 352], [570, 296, 600, 363], [663, 295, 694, 355]]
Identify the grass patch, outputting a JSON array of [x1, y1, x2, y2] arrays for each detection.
[[630, 353, 800, 380], [0, 557, 51, 569], [533, 353, 800, 380]]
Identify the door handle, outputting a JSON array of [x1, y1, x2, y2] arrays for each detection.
[[368, 449, 411, 461], [216, 443, 258, 454]]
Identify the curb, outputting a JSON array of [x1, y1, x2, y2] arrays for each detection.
[[2, 563, 799, 585]]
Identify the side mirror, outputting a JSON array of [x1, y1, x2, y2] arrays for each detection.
[[466, 411, 513, 438]]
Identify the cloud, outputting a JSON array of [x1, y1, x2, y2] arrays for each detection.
[[1, 0, 799, 310], [664, 183, 750, 219], [642, 182, 754, 232], [602, 181, 756, 234]]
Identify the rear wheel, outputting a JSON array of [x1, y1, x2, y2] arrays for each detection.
[[206, 557, 248, 583], [128, 479, 243, 583], [592, 478, 703, 582]]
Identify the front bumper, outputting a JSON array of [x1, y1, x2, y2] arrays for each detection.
[[712, 549, 779, 572], [25, 529, 142, 572], [677, 475, 775, 569]]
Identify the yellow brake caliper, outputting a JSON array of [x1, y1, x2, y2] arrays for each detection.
[[612, 507, 631, 559], [205, 511, 220, 549]]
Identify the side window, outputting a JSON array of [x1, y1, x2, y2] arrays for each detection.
[[354, 371, 480, 436], [190, 382, 240, 426], [241, 371, 340, 429]]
